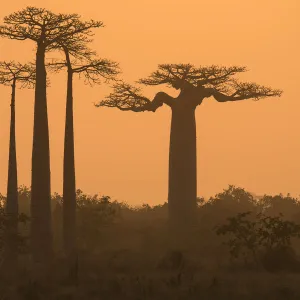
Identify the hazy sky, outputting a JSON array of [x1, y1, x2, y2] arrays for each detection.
[[0, 0, 299, 205]]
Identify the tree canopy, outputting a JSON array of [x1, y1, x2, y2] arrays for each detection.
[[0, 6, 103, 49], [96, 64, 283, 112], [0, 61, 35, 87]]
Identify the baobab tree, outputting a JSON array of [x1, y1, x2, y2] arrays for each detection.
[[48, 39, 119, 264], [96, 64, 282, 227], [0, 6, 104, 262], [0, 61, 35, 264]]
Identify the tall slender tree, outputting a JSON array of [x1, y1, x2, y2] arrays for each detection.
[[0, 6, 103, 262], [0, 61, 35, 264], [96, 64, 282, 228], [49, 40, 119, 266]]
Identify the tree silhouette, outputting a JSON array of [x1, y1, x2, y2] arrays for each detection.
[[96, 64, 282, 227], [0, 6, 103, 263], [215, 211, 300, 271], [48, 38, 119, 267], [0, 61, 35, 265]]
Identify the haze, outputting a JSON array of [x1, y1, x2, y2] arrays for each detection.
[[0, 0, 299, 206]]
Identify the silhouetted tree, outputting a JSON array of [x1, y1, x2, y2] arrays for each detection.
[[0, 6, 103, 263], [215, 211, 300, 272], [96, 64, 282, 228], [48, 38, 119, 265], [0, 61, 35, 265]]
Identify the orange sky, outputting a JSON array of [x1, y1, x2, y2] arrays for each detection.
[[0, 0, 300, 205]]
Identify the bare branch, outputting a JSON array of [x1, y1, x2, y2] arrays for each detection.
[[0, 6, 104, 49], [0, 25, 34, 40], [47, 35, 120, 85], [205, 80, 283, 102], [46, 18, 103, 48], [95, 81, 174, 112], [194, 65, 247, 86], [138, 64, 248, 91], [73, 58, 120, 85], [0, 61, 36, 88], [46, 58, 67, 73], [47, 56, 119, 84]]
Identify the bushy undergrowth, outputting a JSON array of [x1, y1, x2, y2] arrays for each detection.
[[1, 185, 300, 299]]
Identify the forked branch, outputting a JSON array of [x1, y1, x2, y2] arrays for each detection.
[[0, 6, 104, 49], [138, 64, 248, 90], [95, 81, 175, 112], [73, 59, 120, 85], [47, 55, 120, 85], [207, 80, 283, 102], [0, 61, 36, 88]]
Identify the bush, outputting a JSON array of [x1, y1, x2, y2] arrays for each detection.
[[215, 211, 300, 271]]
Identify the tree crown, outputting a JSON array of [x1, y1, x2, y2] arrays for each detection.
[[139, 64, 246, 90], [47, 36, 120, 85], [0, 61, 35, 88], [96, 63, 282, 112], [0, 6, 103, 49]]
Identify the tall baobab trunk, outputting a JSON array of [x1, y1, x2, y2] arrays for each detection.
[[63, 68, 77, 260], [168, 99, 197, 228], [5, 79, 18, 263], [30, 44, 53, 263]]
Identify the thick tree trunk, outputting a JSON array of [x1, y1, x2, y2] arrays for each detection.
[[30, 44, 53, 263], [168, 100, 197, 228], [63, 70, 77, 260], [5, 80, 18, 264]]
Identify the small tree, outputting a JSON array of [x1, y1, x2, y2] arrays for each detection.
[[215, 211, 259, 264], [96, 64, 282, 227], [258, 213, 300, 250], [215, 211, 300, 271], [0, 61, 35, 264]]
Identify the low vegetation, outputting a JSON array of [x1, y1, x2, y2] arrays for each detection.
[[1, 185, 300, 299]]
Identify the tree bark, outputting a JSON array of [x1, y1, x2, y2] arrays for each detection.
[[5, 79, 18, 264], [168, 99, 197, 228], [30, 44, 53, 263], [63, 69, 77, 260]]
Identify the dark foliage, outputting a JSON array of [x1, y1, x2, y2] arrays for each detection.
[[215, 211, 300, 271], [1, 185, 300, 299]]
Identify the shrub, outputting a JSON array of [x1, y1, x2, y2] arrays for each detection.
[[215, 211, 300, 271]]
